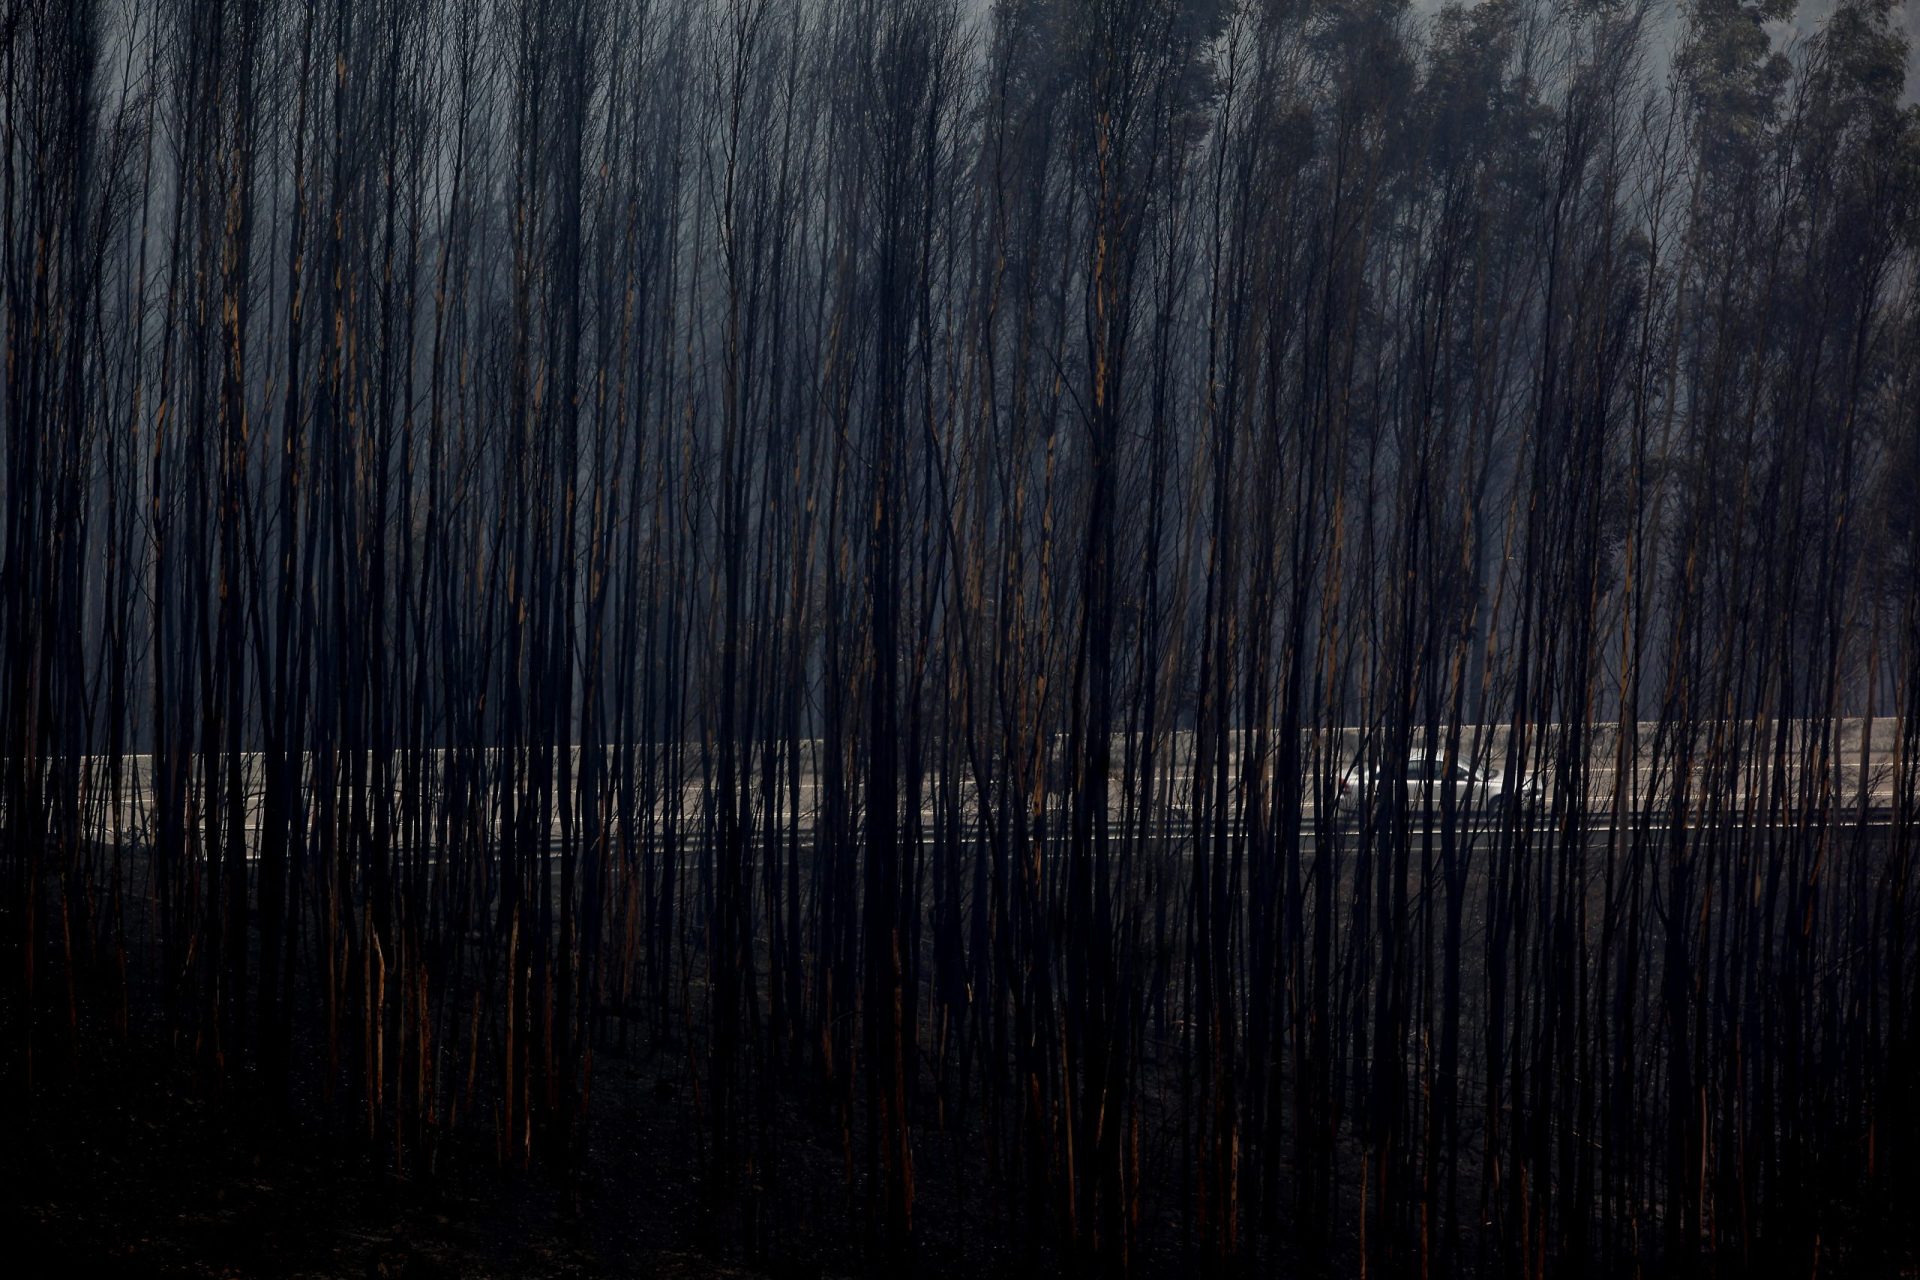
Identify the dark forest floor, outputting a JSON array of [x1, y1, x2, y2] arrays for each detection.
[[0, 1003, 1047, 1278], [2, 1031, 769, 1278], [0, 856, 1052, 1279], [11, 857, 1914, 1278]]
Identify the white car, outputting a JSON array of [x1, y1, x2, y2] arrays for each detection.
[[1335, 750, 1542, 817]]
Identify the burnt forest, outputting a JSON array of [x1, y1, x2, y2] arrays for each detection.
[[4, 0, 1920, 1275]]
